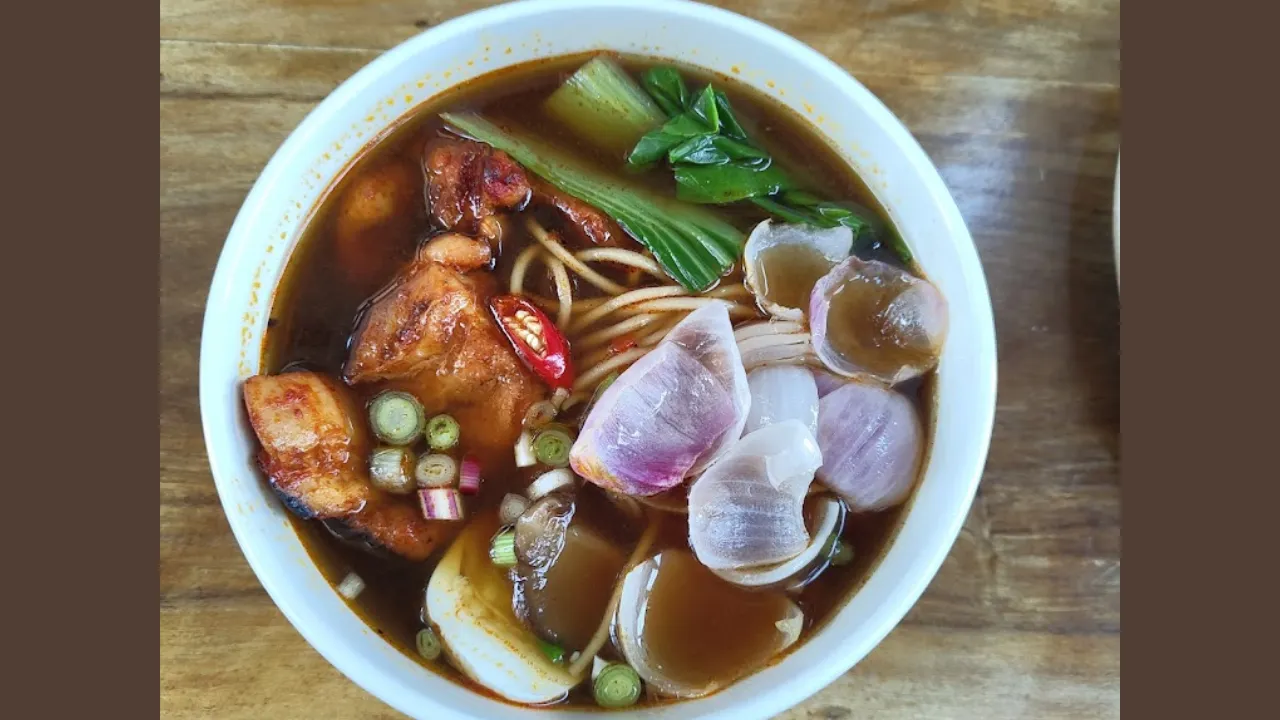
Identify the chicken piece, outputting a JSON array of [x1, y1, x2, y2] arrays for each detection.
[[243, 371, 443, 561], [333, 159, 421, 291], [419, 231, 493, 271], [424, 137, 635, 249], [345, 234, 545, 462], [424, 137, 531, 239]]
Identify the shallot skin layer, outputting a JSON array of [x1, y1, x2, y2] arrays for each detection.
[[743, 366, 819, 437], [815, 381, 924, 511], [570, 303, 750, 496], [809, 255, 948, 385], [688, 420, 822, 571]]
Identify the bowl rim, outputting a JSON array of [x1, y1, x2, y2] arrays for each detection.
[[199, 1, 997, 717], [1114, 152, 1120, 281]]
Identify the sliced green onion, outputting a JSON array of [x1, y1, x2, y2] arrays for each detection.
[[830, 539, 855, 567], [528, 468, 575, 501], [822, 533, 855, 567], [489, 529, 517, 567], [550, 387, 571, 410], [523, 400, 558, 429], [368, 391, 425, 446], [458, 456, 482, 495], [416, 628, 442, 661], [543, 56, 665, 157], [425, 414, 460, 451], [337, 572, 365, 600], [370, 447, 416, 495], [442, 112, 743, 292], [414, 453, 457, 488], [514, 430, 537, 468], [594, 663, 642, 708], [538, 639, 566, 664], [532, 428, 574, 467], [498, 493, 531, 525], [419, 488, 465, 521]]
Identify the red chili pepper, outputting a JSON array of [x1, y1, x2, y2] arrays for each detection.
[[608, 334, 637, 356], [489, 295, 575, 390]]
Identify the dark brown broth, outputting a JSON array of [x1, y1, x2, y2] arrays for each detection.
[[261, 53, 928, 708]]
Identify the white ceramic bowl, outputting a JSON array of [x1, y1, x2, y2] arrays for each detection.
[[1114, 153, 1121, 281], [199, 1, 997, 717]]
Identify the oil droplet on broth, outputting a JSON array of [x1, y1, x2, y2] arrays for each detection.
[[754, 244, 838, 312]]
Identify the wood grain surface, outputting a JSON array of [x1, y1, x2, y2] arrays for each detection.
[[159, 1, 1121, 717]]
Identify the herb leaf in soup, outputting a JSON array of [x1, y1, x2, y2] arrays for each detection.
[[627, 111, 717, 167], [668, 134, 770, 166], [674, 162, 795, 204], [630, 66, 913, 264], [641, 66, 691, 116], [713, 89, 749, 141]]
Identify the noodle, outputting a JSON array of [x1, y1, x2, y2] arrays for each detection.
[[739, 333, 816, 371], [508, 245, 542, 296], [560, 391, 587, 412], [573, 347, 649, 392], [737, 332, 811, 356], [526, 294, 559, 314], [574, 248, 665, 278], [569, 285, 686, 333], [625, 297, 759, 317], [546, 254, 573, 328], [571, 296, 613, 311], [638, 313, 688, 347], [733, 320, 805, 343], [575, 313, 662, 352], [525, 218, 627, 295], [708, 283, 752, 299]]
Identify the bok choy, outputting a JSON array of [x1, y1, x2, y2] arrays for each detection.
[[629, 66, 913, 264], [442, 111, 743, 292], [544, 57, 666, 157]]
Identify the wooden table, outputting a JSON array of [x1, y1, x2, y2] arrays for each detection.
[[160, 1, 1120, 717]]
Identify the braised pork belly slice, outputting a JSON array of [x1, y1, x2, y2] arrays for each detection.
[[242, 371, 442, 561]]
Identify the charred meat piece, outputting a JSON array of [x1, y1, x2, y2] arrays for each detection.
[[424, 138, 531, 240], [242, 371, 443, 561], [344, 500, 444, 562], [424, 138, 634, 249], [243, 372, 372, 518], [529, 178, 629, 248], [345, 234, 545, 462]]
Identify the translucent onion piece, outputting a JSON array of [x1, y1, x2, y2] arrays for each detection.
[[688, 420, 822, 571], [711, 495, 842, 589], [815, 381, 924, 511], [743, 220, 853, 321], [570, 303, 749, 496], [809, 255, 948, 384], [744, 366, 819, 437], [613, 550, 803, 699], [426, 518, 577, 704]]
